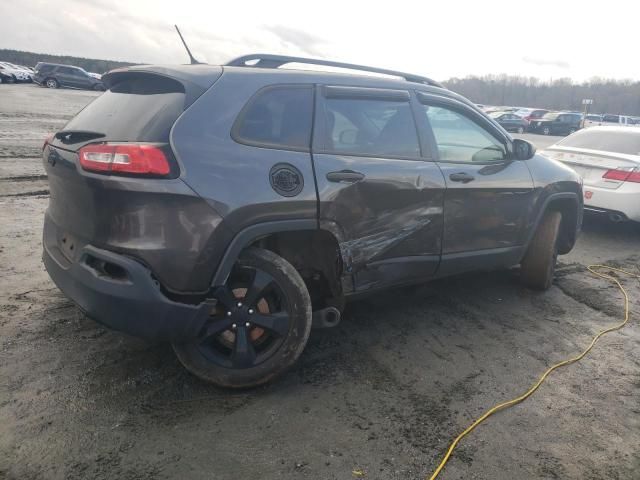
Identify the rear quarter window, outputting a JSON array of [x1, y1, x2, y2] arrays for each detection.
[[232, 85, 314, 152]]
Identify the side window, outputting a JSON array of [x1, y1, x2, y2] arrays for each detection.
[[423, 104, 507, 163], [233, 85, 313, 151], [321, 97, 420, 158]]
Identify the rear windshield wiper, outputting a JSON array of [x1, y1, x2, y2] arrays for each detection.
[[55, 130, 106, 144]]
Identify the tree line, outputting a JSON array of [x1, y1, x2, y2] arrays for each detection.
[[444, 75, 640, 116], [0, 49, 134, 75], [3, 49, 640, 115]]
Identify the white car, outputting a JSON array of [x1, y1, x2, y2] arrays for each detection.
[[0, 62, 32, 82], [541, 126, 640, 222], [583, 114, 638, 128]]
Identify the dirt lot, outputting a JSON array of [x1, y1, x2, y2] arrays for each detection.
[[1, 84, 639, 480]]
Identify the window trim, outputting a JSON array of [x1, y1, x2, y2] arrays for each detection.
[[230, 84, 315, 153], [312, 85, 424, 161], [416, 92, 514, 165]]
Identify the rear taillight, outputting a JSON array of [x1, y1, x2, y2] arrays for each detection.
[[602, 168, 640, 183], [78, 144, 171, 176], [43, 133, 54, 150]]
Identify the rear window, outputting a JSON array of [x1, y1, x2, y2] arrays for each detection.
[[61, 74, 186, 144], [320, 97, 420, 158], [36, 64, 54, 73], [232, 85, 313, 151], [557, 129, 640, 156]]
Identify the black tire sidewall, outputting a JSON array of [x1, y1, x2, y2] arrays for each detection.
[[173, 247, 312, 388], [520, 211, 562, 290]]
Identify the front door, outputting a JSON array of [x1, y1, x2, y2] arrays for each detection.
[[416, 93, 534, 276], [312, 86, 446, 293]]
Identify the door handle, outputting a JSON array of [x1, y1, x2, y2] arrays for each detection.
[[326, 170, 365, 183], [449, 172, 475, 183]]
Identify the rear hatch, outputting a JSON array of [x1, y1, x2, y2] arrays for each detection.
[[44, 65, 226, 293]]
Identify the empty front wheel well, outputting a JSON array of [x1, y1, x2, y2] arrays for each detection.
[[545, 197, 578, 254], [250, 230, 344, 310]]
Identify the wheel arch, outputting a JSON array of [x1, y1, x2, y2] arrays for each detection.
[[211, 220, 345, 309], [526, 192, 581, 255]]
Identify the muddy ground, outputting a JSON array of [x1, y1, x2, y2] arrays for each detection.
[[1, 84, 639, 480]]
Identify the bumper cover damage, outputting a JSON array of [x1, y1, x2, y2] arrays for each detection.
[[43, 214, 213, 341]]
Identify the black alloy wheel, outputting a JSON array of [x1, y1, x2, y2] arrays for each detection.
[[173, 247, 312, 388]]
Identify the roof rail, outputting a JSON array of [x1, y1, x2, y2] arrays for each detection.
[[226, 54, 444, 88]]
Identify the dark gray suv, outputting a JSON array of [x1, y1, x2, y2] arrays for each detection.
[[42, 55, 582, 388], [34, 62, 105, 90]]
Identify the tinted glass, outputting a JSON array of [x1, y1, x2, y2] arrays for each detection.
[[61, 74, 186, 143], [321, 98, 419, 157], [234, 86, 313, 150], [424, 105, 506, 163], [557, 129, 640, 155]]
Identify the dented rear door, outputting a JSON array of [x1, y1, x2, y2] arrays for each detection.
[[311, 85, 446, 293]]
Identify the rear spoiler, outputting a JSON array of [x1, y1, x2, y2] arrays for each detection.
[[102, 64, 222, 106]]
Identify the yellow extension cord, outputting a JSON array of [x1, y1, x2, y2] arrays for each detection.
[[428, 265, 640, 480]]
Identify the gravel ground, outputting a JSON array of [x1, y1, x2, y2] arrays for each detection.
[[1, 84, 639, 480]]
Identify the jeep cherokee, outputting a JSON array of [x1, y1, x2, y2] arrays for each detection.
[[42, 54, 583, 388]]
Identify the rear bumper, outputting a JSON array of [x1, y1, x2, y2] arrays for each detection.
[[583, 185, 640, 222], [43, 214, 213, 340]]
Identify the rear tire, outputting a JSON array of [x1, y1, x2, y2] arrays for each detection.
[[45, 78, 58, 89], [517, 126, 525, 134], [520, 211, 562, 290], [173, 247, 312, 388]]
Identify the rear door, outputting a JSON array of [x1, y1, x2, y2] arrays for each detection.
[[312, 86, 446, 292], [54, 67, 75, 87], [415, 93, 534, 275]]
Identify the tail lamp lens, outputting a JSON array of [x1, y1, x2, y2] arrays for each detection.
[[78, 144, 171, 176], [43, 133, 54, 150], [602, 168, 640, 183]]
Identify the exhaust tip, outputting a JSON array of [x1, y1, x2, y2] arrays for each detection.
[[312, 306, 342, 329]]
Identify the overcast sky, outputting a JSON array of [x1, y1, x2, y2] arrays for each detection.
[[1, 0, 638, 81]]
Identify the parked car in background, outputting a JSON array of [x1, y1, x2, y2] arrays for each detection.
[[528, 112, 581, 135], [584, 114, 602, 123], [41, 54, 583, 388], [33, 63, 105, 90], [541, 127, 640, 223], [519, 109, 548, 122], [485, 106, 518, 114], [0, 62, 32, 82], [0, 64, 16, 83], [489, 111, 529, 133], [583, 114, 639, 128]]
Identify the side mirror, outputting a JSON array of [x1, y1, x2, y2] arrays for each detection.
[[512, 138, 536, 160]]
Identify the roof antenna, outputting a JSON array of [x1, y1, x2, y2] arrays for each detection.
[[174, 25, 201, 65]]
